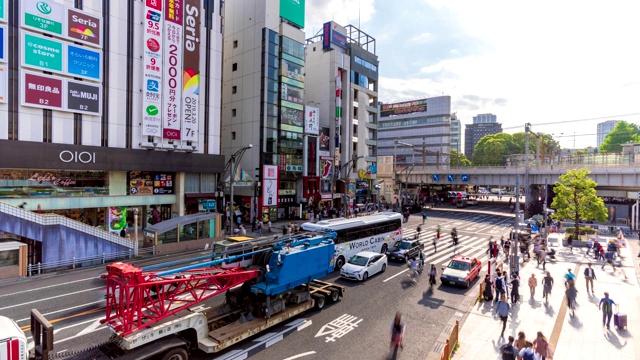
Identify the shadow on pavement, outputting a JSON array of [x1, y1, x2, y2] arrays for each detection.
[[604, 330, 628, 349], [568, 314, 583, 329]]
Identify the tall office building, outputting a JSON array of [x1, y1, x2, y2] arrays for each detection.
[[305, 22, 379, 208], [221, 0, 309, 222], [464, 113, 502, 159], [597, 120, 621, 147], [450, 113, 461, 153], [377, 96, 452, 168]]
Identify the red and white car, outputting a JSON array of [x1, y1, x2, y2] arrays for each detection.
[[440, 256, 482, 288]]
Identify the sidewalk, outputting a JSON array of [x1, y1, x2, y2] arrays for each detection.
[[454, 237, 640, 360]]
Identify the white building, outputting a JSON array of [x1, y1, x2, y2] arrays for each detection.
[[597, 120, 621, 147]]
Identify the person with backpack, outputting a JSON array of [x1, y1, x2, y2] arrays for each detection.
[[532, 332, 551, 360], [494, 294, 511, 337], [518, 342, 536, 360], [598, 292, 616, 329], [494, 273, 506, 303], [498, 335, 519, 360]]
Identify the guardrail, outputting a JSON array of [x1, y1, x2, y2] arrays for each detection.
[[439, 320, 459, 360], [27, 246, 156, 276]]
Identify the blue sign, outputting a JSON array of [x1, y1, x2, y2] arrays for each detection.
[[432, 174, 439, 181], [147, 79, 159, 92], [0, 26, 5, 62], [461, 174, 469, 182], [202, 199, 216, 210], [447, 174, 454, 182], [67, 45, 101, 80]]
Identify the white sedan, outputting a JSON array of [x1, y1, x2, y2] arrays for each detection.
[[340, 251, 387, 281]]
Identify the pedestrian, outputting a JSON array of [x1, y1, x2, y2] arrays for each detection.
[[416, 225, 422, 240], [236, 215, 242, 230], [494, 294, 511, 337], [503, 238, 511, 258], [256, 221, 262, 236], [499, 335, 519, 360], [514, 331, 529, 355], [586, 237, 593, 255], [542, 271, 554, 304], [251, 217, 256, 232], [538, 246, 547, 270], [432, 236, 438, 253], [567, 234, 573, 252], [598, 292, 616, 329], [224, 217, 231, 234], [422, 212, 427, 224], [436, 225, 441, 240], [584, 263, 596, 295], [510, 272, 520, 305], [483, 274, 494, 301], [566, 280, 578, 316], [119, 226, 127, 238], [487, 240, 494, 258], [528, 274, 537, 300], [267, 220, 272, 233], [532, 332, 551, 360], [239, 225, 247, 236], [494, 272, 506, 302]]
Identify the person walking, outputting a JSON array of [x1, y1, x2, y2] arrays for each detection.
[[416, 225, 422, 240], [432, 236, 438, 253], [586, 237, 593, 255], [483, 274, 494, 301], [598, 292, 616, 329], [494, 272, 506, 303], [528, 274, 538, 300], [532, 332, 551, 360], [503, 238, 511, 262], [538, 246, 547, 270], [494, 294, 511, 338], [542, 271, 554, 305], [428, 264, 437, 288], [256, 220, 262, 236], [566, 281, 578, 317], [514, 331, 529, 357], [584, 263, 597, 295], [499, 335, 519, 360], [436, 225, 441, 240], [422, 212, 427, 224], [510, 272, 521, 305], [267, 220, 272, 233]]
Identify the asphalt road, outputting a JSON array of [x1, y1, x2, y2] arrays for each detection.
[[0, 203, 514, 359]]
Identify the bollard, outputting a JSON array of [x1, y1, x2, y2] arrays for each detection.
[[38, 262, 42, 275], [102, 253, 106, 264], [73, 257, 76, 269], [129, 249, 133, 259]]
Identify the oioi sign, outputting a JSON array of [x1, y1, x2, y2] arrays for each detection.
[[22, 32, 102, 82]]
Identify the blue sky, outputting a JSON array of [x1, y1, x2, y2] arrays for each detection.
[[305, 0, 640, 150]]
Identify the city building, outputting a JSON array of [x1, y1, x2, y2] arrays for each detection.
[[0, 0, 225, 264], [597, 120, 621, 147], [464, 113, 502, 159], [378, 96, 452, 168], [221, 0, 308, 222], [305, 22, 379, 210], [450, 113, 461, 153]]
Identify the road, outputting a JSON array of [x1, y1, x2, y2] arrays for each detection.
[[0, 204, 515, 359]]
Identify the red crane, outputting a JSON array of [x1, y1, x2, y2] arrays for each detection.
[[101, 262, 259, 336]]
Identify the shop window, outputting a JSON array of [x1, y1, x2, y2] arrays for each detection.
[[232, 63, 238, 71], [185, 173, 200, 193], [0, 250, 19, 267], [200, 174, 216, 193]]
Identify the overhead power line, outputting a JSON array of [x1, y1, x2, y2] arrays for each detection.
[[501, 113, 640, 130]]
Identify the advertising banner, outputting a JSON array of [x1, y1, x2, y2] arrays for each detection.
[[162, 0, 184, 141], [304, 105, 319, 135], [66, 8, 102, 47], [262, 165, 279, 207], [381, 99, 428, 117], [0, 26, 5, 62], [319, 127, 330, 156], [0, 66, 6, 103], [108, 207, 127, 234], [22, 32, 64, 73], [67, 80, 101, 115], [142, 0, 164, 138], [67, 45, 101, 81], [181, 0, 201, 143], [22, 71, 64, 110], [0, 0, 5, 23], [128, 171, 175, 195], [279, 0, 305, 28], [22, 0, 65, 36]]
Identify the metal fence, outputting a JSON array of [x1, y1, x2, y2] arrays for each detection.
[[27, 246, 156, 276]]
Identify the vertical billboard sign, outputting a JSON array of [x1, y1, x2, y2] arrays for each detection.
[[0, 26, 5, 62], [304, 105, 319, 135], [0, 0, 6, 23], [262, 165, 279, 208], [181, 0, 200, 143], [142, 0, 164, 139], [0, 66, 6, 103], [21, 0, 65, 36], [162, 0, 183, 141]]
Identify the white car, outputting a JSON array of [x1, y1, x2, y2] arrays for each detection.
[[340, 251, 387, 281]]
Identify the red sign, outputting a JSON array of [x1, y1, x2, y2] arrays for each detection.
[[279, 154, 287, 171], [146, 0, 162, 10], [23, 72, 63, 110]]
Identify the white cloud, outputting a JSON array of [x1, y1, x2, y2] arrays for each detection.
[[305, 0, 376, 37], [408, 32, 432, 44]]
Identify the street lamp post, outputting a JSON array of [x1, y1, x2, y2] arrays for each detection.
[[228, 144, 253, 233]]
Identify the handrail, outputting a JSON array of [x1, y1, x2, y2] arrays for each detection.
[[0, 202, 137, 250], [27, 246, 156, 276]]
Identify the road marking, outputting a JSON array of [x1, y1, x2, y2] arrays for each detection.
[[383, 268, 409, 282], [76, 318, 103, 337], [0, 286, 104, 311], [27, 317, 106, 350], [0, 277, 97, 298], [315, 314, 362, 342], [16, 300, 104, 323], [283, 351, 317, 360]]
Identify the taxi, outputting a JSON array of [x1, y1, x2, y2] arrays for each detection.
[[440, 255, 482, 288]]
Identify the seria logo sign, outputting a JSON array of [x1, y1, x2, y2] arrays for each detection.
[[36, 1, 52, 14], [67, 9, 101, 46]]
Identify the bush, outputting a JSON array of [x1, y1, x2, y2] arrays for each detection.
[[564, 226, 596, 236]]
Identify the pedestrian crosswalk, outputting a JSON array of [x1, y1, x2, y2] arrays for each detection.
[[401, 227, 508, 268]]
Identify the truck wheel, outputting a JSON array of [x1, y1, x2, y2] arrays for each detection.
[[335, 256, 345, 271], [328, 288, 340, 303], [162, 348, 189, 360], [313, 294, 326, 310]]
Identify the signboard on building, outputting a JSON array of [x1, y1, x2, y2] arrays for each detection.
[[0, 66, 6, 103], [67, 80, 101, 115], [66, 8, 102, 47], [279, 0, 305, 28], [0, 0, 6, 23], [21, 71, 64, 110], [181, 0, 201, 143], [22, 32, 64, 73], [162, 0, 184, 141], [142, 0, 164, 138], [322, 21, 347, 50], [319, 127, 330, 156], [381, 99, 428, 117], [22, 0, 66, 36], [0, 26, 5, 62], [67, 45, 102, 81], [127, 171, 175, 195], [262, 165, 279, 207], [304, 105, 319, 135]]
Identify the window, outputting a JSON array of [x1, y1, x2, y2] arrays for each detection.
[[232, 86, 237, 94], [233, 40, 238, 48], [232, 109, 237, 117], [232, 63, 238, 71], [231, 132, 236, 140]]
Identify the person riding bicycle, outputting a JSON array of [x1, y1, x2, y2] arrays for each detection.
[[390, 312, 405, 355]]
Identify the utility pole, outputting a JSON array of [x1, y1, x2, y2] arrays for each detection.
[[524, 123, 531, 217], [543, 177, 548, 238]]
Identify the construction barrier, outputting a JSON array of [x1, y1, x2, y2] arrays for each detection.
[[439, 320, 459, 360]]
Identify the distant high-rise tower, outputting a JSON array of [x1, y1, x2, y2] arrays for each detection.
[[472, 113, 497, 124], [464, 113, 501, 159], [597, 120, 621, 147]]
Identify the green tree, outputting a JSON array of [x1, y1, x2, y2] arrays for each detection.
[[450, 149, 471, 166], [550, 168, 607, 239], [600, 121, 640, 153], [471, 133, 517, 166]]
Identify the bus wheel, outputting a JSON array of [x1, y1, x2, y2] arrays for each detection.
[[335, 256, 345, 270]]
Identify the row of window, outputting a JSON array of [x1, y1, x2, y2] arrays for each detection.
[[333, 220, 402, 244], [378, 116, 449, 128], [354, 56, 378, 72]]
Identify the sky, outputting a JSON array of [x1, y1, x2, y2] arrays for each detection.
[[304, 0, 640, 151]]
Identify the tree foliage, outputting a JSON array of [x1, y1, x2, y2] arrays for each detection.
[[450, 149, 471, 166], [471, 132, 560, 166], [550, 168, 608, 239], [600, 121, 640, 153]]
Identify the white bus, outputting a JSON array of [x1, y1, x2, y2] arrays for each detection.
[[300, 212, 403, 270]]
